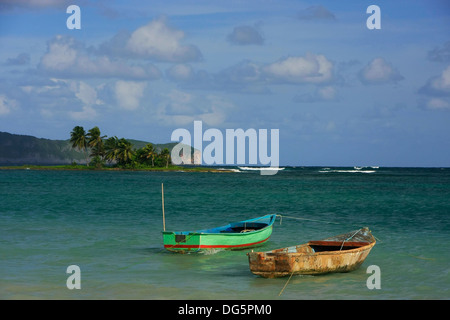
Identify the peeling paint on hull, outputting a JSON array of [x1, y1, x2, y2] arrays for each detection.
[[247, 227, 376, 278]]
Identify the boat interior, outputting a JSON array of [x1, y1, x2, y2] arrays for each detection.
[[308, 241, 368, 252], [220, 222, 268, 233], [273, 241, 371, 254]]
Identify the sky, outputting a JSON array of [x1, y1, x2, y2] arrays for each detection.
[[0, 0, 449, 167]]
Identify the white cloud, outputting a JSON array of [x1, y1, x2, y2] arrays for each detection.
[[0, 0, 71, 10], [297, 5, 336, 21], [263, 53, 334, 84], [419, 66, 450, 111], [20, 78, 104, 120], [318, 86, 337, 100], [293, 86, 338, 103], [40, 36, 78, 71], [115, 80, 146, 110], [69, 105, 97, 120], [70, 81, 103, 106], [39, 35, 161, 80], [427, 41, 450, 63], [0, 94, 18, 116], [358, 58, 404, 85], [125, 17, 202, 62], [5, 53, 30, 66], [425, 65, 450, 94], [67, 80, 104, 120], [166, 64, 194, 81], [155, 90, 233, 126], [227, 25, 264, 45], [426, 97, 450, 110]]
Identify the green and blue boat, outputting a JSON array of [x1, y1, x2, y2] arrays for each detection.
[[162, 214, 277, 253]]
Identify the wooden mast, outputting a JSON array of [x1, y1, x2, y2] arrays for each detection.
[[162, 183, 166, 231]]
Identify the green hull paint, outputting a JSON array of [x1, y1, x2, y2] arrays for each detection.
[[163, 214, 276, 253]]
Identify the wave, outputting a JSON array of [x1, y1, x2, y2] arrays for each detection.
[[238, 166, 285, 171], [319, 168, 376, 174], [216, 168, 241, 173]]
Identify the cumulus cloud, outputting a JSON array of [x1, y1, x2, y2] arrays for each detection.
[[99, 17, 202, 63], [0, 0, 119, 18], [263, 53, 334, 84], [293, 86, 338, 103], [418, 65, 450, 111], [213, 60, 269, 94], [0, 94, 19, 116], [72, 81, 101, 106], [114, 80, 146, 110], [427, 41, 450, 63], [69, 105, 98, 120], [297, 5, 336, 21], [5, 53, 30, 66], [419, 65, 450, 96], [39, 35, 161, 80], [18, 78, 106, 120], [166, 64, 195, 81], [68, 81, 103, 120], [425, 98, 450, 110], [227, 25, 264, 45], [358, 58, 404, 85], [127, 17, 201, 62], [166, 54, 335, 94], [0, 0, 71, 10], [155, 90, 233, 126]]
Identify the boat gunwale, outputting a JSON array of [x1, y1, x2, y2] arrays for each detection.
[[260, 240, 376, 258], [162, 214, 277, 237], [249, 227, 376, 257]]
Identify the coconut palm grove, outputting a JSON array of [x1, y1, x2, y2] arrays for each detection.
[[69, 126, 171, 169]]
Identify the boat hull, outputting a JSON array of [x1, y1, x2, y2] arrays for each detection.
[[163, 214, 276, 253], [247, 227, 376, 278]]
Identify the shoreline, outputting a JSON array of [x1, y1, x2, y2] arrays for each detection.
[[0, 164, 236, 173]]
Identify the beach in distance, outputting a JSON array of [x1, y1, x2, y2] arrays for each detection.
[[1, 166, 449, 299]]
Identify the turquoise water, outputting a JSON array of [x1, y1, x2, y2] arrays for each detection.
[[0, 167, 449, 299]]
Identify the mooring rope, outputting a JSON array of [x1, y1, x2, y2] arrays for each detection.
[[276, 214, 341, 225], [278, 269, 295, 297], [339, 228, 363, 251]]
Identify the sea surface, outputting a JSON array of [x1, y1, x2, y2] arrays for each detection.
[[1, 167, 449, 300]]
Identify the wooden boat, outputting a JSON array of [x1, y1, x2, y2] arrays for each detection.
[[247, 227, 376, 278], [163, 214, 276, 253]]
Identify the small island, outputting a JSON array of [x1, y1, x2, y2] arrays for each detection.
[[0, 126, 233, 173]]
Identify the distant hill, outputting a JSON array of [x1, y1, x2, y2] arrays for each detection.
[[0, 132, 182, 166]]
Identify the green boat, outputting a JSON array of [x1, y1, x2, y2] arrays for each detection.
[[162, 214, 277, 253]]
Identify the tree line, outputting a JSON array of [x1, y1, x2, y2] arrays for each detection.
[[69, 126, 171, 169]]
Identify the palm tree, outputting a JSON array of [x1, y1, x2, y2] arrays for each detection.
[[87, 126, 106, 159], [70, 126, 89, 166], [116, 138, 134, 166], [160, 148, 171, 168], [141, 143, 156, 167], [104, 136, 120, 164]]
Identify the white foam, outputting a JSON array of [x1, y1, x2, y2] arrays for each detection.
[[238, 166, 285, 171], [319, 169, 376, 174], [216, 168, 241, 173]]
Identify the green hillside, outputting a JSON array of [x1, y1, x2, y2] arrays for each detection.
[[0, 132, 182, 166]]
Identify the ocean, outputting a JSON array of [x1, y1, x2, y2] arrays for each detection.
[[0, 167, 449, 300]]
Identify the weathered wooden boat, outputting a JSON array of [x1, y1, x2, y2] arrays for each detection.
[[247, 227, 376, 278], [163, 214, 276, 253]]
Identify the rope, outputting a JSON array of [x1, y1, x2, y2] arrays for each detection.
[[339, 228, 363, 251], [276, 214, 341, 225], [278, 270, 295, 296]]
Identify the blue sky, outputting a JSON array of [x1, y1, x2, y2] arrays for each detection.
[[1, 0, 449, 167]]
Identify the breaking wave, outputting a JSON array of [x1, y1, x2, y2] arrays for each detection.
[[319, 166, 378, 174], [238, 166, 285, 171]]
